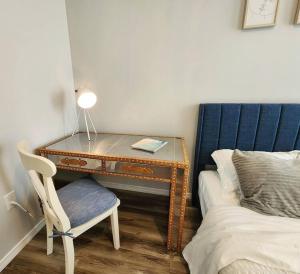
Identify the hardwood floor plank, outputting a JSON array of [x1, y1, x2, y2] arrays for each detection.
[[170, 255, 190, 274]]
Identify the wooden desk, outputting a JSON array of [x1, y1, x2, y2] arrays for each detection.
[[38, 132, 190, 252]]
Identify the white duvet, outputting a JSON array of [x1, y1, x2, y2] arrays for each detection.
[[183, 206, 300, 274]]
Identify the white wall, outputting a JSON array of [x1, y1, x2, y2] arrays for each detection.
[[0, 0, 76, 267], [66, 0, 300, 190]]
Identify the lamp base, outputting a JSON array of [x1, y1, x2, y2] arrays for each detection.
[[72, 109, 97, 141]]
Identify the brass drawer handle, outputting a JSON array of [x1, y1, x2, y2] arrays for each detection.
[[60, 157, 88, 167], [120, 164, 154, 175]]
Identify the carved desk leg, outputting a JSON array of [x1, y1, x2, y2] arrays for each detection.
[[177, 166, 189, 252], [167, 166, 177, 251]]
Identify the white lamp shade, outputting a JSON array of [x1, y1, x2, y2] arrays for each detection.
[[77, 89, 97, 109]]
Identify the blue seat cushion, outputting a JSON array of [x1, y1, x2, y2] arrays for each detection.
[[57, 177, 117, 228]]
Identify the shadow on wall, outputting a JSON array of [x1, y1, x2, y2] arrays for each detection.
[[51, 89, 66, 114], [13, 165, 42, 222], [0, 144, 42, 223], [51, 88, 75, 136], [0, 146, 13, 195]]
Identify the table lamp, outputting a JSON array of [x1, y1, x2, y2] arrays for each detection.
[[72, 88, 97, 141]]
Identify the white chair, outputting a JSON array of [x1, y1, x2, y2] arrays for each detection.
[[17, 141, 120, 274]]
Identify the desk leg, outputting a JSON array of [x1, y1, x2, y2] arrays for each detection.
[[167, 166, 177, 251], [177, 166, 189, 252]]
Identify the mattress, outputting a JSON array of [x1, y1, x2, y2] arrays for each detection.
[[198, 171, 298, 274], [198, 170, 239, 216]]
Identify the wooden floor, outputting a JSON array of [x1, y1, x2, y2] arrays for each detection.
[[3, 189, 200, 274]]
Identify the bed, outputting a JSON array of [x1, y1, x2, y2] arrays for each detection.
[[184, 104, 300, 274]]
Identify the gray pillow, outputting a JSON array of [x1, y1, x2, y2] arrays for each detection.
[[232, 149, 300, 218]]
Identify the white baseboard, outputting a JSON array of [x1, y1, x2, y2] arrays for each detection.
[[0, 219, 45, 272]]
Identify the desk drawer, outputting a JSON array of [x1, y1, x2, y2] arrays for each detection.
[[106, 161, 171, 179], [48, 155, 102, 170]]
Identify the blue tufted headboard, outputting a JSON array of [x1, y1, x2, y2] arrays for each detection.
[[192, 104, 300, 207]]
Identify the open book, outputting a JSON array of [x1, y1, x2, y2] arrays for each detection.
[[131, 138, 168, 153]]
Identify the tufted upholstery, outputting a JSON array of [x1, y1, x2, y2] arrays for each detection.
[[57, 177, 117, 228], [193, 104, 300, 208]]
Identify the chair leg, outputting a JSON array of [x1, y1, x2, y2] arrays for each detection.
[[110, 209, 120, 250], [62, 237, 74, 274], [45, 217, 53, 255]]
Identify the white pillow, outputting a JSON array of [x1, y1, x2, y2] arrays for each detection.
[[199, 170, 240, 217], [211, 149, 300, 195]]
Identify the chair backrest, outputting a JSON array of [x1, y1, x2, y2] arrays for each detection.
[[17, 141, 70, 231]]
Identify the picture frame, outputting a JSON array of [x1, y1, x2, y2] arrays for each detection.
[[243, 0, 280, 29], [295, 0, 300, 25]]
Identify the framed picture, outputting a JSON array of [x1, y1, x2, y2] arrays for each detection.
[[295, 0, 300, 25], [243, 0, 280, 29]]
